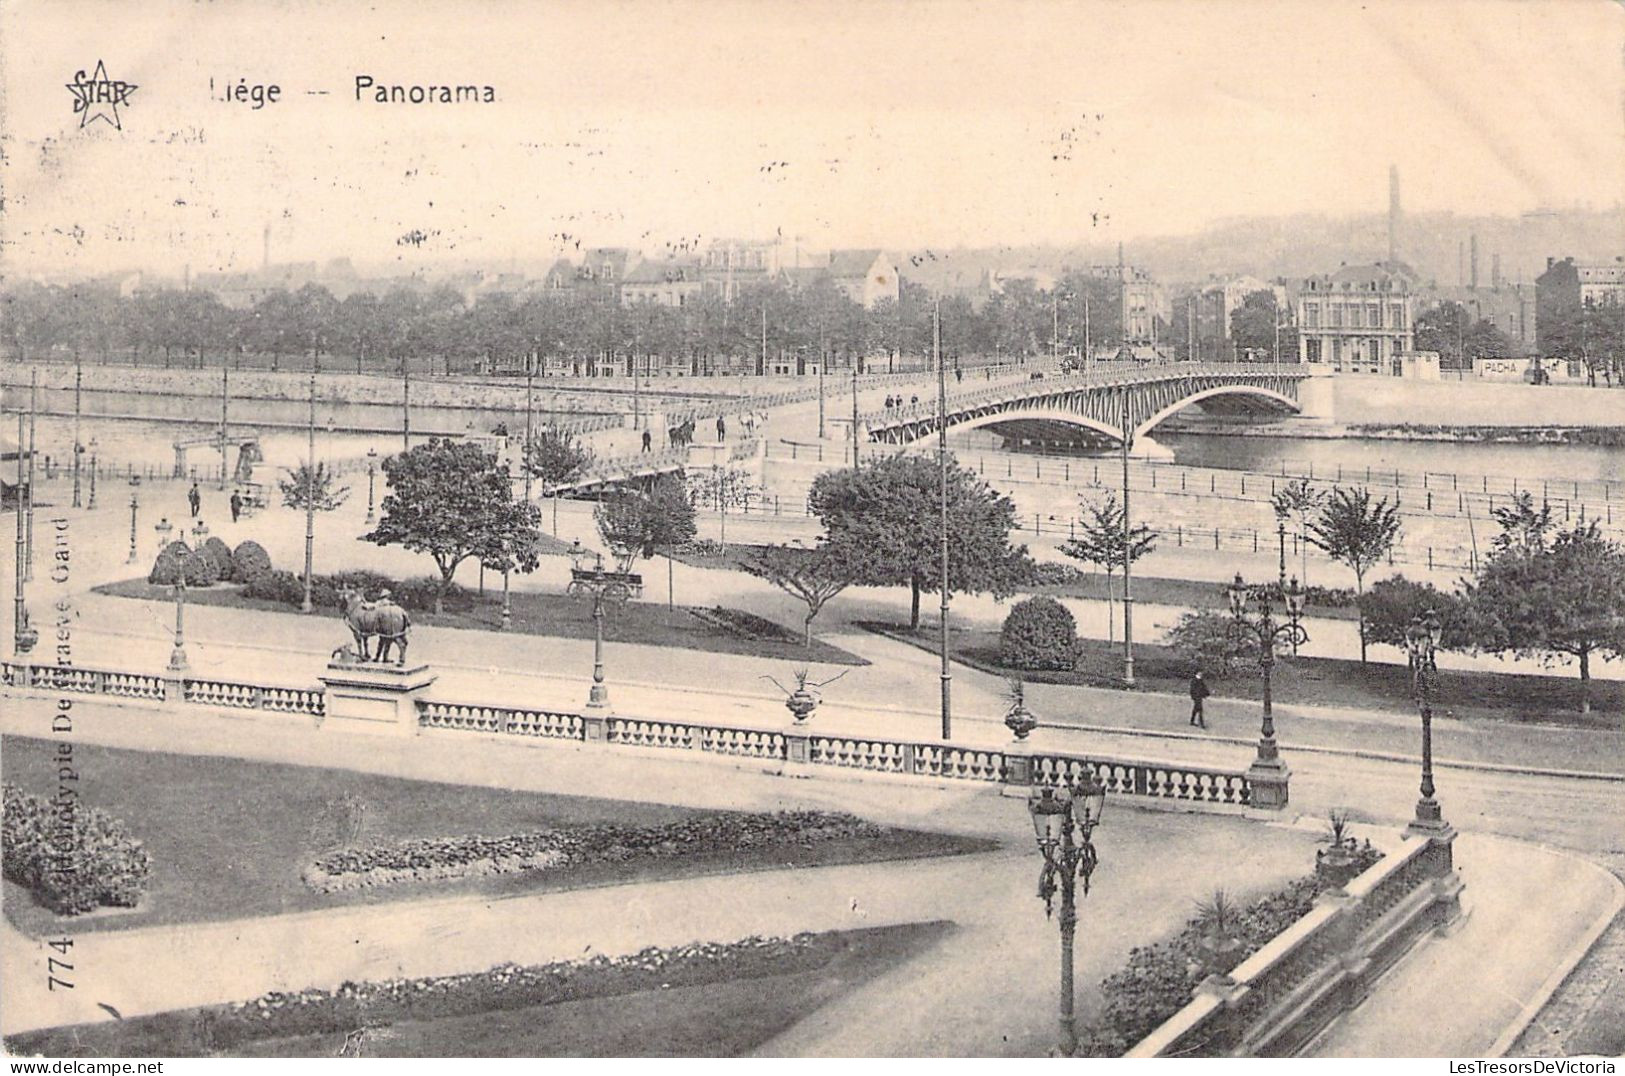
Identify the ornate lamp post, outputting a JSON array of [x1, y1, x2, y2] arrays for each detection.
[[191, 518, 210, 548], [365, 448, 378, 524], [1404, 609, 1448, 835], [167, 578, 190, 672], [126, 476, 142, 564], [568, 540, 631, 714], [1028, 774, 1107, 1058], [1227, 572, 1308, 810], [87, 438, 98, 509], [154, 516, 174, 557]]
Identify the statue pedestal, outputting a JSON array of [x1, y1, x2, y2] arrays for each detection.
[[318, 662, 436, 736]]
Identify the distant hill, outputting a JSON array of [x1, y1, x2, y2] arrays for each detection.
[[899, 207, 1625, 292]]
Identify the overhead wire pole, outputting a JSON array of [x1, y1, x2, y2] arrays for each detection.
[[25, 371, 37, 581], [935, 300, 952, 740], [401, 354, 411, 453], [523, 351, 535, 502], [14, 409, 27, 649], [71, 354, 83, 507], [1120, 391, 1135, 685], [850, 359, 860, 467], [219, 351, 231, 489]]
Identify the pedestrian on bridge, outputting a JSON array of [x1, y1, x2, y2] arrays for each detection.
[[641, 429, 652, 453], [188, 482, 201, 518], [716, 415, 727, 441]]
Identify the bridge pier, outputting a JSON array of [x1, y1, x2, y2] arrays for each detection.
[[1296, 366, 1337, 424]]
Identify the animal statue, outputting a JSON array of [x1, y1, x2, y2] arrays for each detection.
[[338, 587, 412, 666]]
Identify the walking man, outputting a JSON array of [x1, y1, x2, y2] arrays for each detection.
[[229, 489, 243, 523], [641, 429, 652, 453], [716, 415, 726, 441], [188, 482, 202, 518], [1188, 670, 1210, 728]]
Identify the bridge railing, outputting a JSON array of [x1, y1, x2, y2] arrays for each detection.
[[856, 362, 1309, 429]]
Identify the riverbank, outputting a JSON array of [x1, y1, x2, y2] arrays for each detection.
[[1173, 418, 1625, 448]]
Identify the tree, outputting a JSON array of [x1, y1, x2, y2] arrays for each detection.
[[808, 454, 1034, 630], [1165, 611, 1250, 678], [523, 430, 594, 534], [1488, 491, 1554, 559], [742, 543, 860, 649], [1059, 489, 1156, 643], [1306, 487, 1401, 662], [364, 438, 540, 614], [594, 475, 697, 606], [279, 462, 350, 612], [1465, 518, 1625, 713], [1271, 478, 1323, 584], [1357, 576, 1471, 651], [1229, 290, 1292, 362]]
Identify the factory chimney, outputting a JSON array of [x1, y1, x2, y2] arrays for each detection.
[[1387, 165, 1401, 264], [1492, 253, 1502, 290], [262, 223, 271, 273], [1470, 234, 1479, 289]]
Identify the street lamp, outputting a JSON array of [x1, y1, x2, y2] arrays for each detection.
[[1404, 609, 1448, 835], [191, 519, 210, 548], [126, 476, 142, 564], [87, 438, 98, 509], [1227, 572, 1308, 810], [365, 448, 378, 524], [568, 540, 631, 713], [154, 516, 174, 557], [167, 578, 190, 672], [1028, 773, 1107, 1058]]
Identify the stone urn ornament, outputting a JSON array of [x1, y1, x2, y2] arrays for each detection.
[[762, 667, 849, 725], [14, 610, 39, 655], [1315, 808, 1367, 890], [1003, 678, 1038, 740]]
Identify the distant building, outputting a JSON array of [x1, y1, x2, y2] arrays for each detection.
[[1535, 256, 1625, 357], [1192, 275, 1287, 362], [1415, 282, 1537, 358], [620, 258, 704, 307], [826, 249, 900, 309], [1295, 262, 1417, 375], [1089, 263, 1166, 344], [700, 240, 778, 302], [538, 248, 634, 304]]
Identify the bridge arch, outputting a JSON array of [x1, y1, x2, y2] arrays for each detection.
[[944, 406, 1124, 445], [1131, 384, 1300, 442]]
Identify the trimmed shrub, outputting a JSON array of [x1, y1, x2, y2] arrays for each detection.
[[148, 549, 185, 585], [181, 550, 221, 587], [1357, 575, 1470, 650], [1164, 611, 1251, 678], [2, 784, 152, 916], [201, 536, 234, 579], [229, 540, 273, 583], [242, 569, 306, 605], [162, 540, 192, 560], [999, 596, 1080, 671], [1029, 561, 1085, 588]]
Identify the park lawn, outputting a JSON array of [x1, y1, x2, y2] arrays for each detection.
[[5, 922, 953, 1059], [94, 579, 864, 667], [861, 623, 1623, 730], [0, 737, 990, 937]]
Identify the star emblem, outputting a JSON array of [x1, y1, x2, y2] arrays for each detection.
[[66, 61, 137, 130]]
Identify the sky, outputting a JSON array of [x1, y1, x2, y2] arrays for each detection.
[[2, 0, 1621, 278]]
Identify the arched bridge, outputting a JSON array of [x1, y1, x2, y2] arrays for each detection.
[[858, 363, 1315, 447]]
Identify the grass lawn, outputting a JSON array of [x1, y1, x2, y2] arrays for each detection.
[[95, 578, 863, 666], [861, 622, 1623, 730], [0, 737, 990, 936]]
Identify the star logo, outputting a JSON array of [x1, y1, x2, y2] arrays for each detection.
[[66, 61, 137, 130]]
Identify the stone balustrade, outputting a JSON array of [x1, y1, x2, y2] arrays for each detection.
[[1126, 832, 1462, 1057], [1, 659, 1274, 810]]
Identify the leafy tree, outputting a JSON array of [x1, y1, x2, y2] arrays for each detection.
[[1357, 576, 1471, 651], [280, 462, 351, 613], [1465, 519, 1625, 713], [1165, 611, 1250, 678], [364, 438, 541, 613], [808, 454, 1034, 630], [1306, 487, 1401, 662], [1229, 290, 1293, 361], [742, 543, 860, 649], [1271, 478, 1323, 584], [1059, 489, 1156, 643], [594, 475, 697, 605], [523, 430, 594, 533], [1488, 491, 1554, 559]]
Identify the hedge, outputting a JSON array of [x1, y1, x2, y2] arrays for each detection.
[[1, 784, 151, 916], [229, 540, 273, 583]]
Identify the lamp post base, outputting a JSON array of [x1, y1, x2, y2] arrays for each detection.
[[1246, 755, 1291, 810]]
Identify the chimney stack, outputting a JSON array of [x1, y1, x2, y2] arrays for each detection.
[[1459, 242, 1467, 286], [262, 223, 271, 273], [1492, 253, 1502, 289], [1470, 234, 1479, 289]]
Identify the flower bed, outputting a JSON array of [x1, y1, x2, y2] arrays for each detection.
[[302, 810, 886, 892], [2, 784, 152, 916], [1088, 844, 1383, 1056], [6, 933, 834, 1056]]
